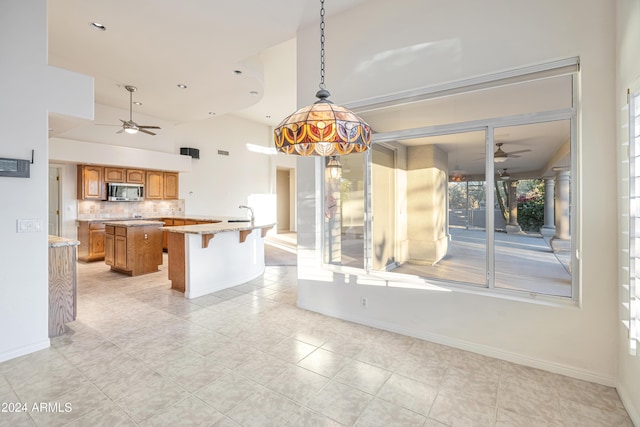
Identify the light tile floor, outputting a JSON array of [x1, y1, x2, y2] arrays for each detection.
[[0, 257, 633, 426]]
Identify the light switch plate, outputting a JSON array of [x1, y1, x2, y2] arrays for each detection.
[[17, 219, 42, 233]]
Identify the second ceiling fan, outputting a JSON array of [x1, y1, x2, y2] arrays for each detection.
[[493, 142, 530, 162], [115, 85, 160, 136]]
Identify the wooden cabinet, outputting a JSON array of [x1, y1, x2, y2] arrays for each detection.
[[146, 170, 164, 199], [163, 172, 179, 199], [105, 223, 163, 276], [106, 225, 129, 270], [104, 226, 114, 265], [126, 169, 145, 184], [78, 221, 106, 262], [77, 165, 105, 200], [78, 164, 176, 200], [104, 167, 125, 182], [104, 167, 145, 184]]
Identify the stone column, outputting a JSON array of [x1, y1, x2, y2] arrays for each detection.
[[540, 178, 556, 237], [550, 168, 571, 252], [406, 145, 449, 265], [505, 180, 522, 234]]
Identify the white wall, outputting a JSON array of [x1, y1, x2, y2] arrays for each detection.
[[0, 0, 93, 362], [175, 114, 275, 217], [296, 0, 619, 386], [616, 0, 640, 422]]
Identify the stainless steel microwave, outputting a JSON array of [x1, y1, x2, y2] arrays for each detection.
[[107, 183, 144, 201]]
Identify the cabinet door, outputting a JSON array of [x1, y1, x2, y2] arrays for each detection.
[[114, 235, 127, 269], [89, 228, 105, 259], [163, 172, 179, 199], [104, 167, 125, 182], [126, 169, 145, 184], [104, 233, 114, 265], [146, 171, 163, 199], [77, 165, 104, 200]]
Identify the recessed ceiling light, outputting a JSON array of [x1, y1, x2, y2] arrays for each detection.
[[249, 91, 259, 96], [208, 112, 216, 116], [89, 22, 106, 31], [233, 70, 242, 75], [266, 115, 271, 119], [177, 84, 187, 89], [133, 101, 142, 106]]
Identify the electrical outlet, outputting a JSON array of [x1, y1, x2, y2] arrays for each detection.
[[16, 219, 41, 233], [361, 297, 368, 308]]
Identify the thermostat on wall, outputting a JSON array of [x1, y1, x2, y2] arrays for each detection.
[[0, 157, 30, 178]]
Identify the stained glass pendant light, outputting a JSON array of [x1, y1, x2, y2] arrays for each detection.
[[273, 0, 372, 156]]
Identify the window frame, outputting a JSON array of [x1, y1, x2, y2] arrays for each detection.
[[628, 87, 640, 354], [320, 58, 580, 305]]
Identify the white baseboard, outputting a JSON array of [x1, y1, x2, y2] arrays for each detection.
[[0, 339, 50, 364], [298, 298, 616, 387], [616, 383, 640, 427]]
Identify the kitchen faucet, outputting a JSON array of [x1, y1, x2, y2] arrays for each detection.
[[239, 205, 254, 223]]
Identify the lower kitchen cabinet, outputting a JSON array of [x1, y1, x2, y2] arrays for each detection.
[[104, 222, 163, 276], [77, 221, 106, 262]]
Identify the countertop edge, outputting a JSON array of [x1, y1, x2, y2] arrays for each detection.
[[162, 222, 276, 235], [48, 236, 80, 248]]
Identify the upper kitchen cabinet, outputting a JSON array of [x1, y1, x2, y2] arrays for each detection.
[[126, 169, 145, 184], [163, 172, 179, 200], [77, 165, 105, 200], [146, 170, 164, 199], [104, 167, 145, 184], [104, 167, 125, 182]]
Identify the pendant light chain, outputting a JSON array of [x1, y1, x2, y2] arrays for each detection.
[[319, 0, 326, 90]]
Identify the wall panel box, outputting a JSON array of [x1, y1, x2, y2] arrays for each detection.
[[180, 147, 200, 159]]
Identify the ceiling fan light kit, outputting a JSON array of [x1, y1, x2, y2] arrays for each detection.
[[493, 142, 530, 162], [112, 85, 161, 136]]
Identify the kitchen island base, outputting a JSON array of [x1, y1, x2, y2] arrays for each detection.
[[165, 221, 273, 299]]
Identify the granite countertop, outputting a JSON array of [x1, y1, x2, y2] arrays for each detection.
[[48, 235, 80, 248], [162, 220, 276, 235], [77, 215, 237, 223], [102, 220, 165, 227]]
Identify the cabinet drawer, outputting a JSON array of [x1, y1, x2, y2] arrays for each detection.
[[115, 227, 127, 237], [89, 222, 105, 230], [105, 225, 115, 235]]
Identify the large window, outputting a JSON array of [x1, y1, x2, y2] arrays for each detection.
[[322, 59, 578, 300]]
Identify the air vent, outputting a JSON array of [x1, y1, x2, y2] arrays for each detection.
[[217, 150, 229, 156]]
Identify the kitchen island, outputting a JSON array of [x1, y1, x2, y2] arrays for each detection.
[[163, 219, 275, 298], [103, 220, 164, 276]]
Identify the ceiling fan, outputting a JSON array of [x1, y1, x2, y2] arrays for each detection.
[[106, 85, 160, 136], [497, 168, 512, 180], [493, 142, 530, 163]]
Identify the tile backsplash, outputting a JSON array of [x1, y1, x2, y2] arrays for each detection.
[[78, 199, 185, 219]]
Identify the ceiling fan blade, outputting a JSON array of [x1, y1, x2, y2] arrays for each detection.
[[507, 149, 531, 155], [116, 128, 124, 134], [95, 123, 120, 127], [138, 125, 161, 129], [138, 128, 156, 136]]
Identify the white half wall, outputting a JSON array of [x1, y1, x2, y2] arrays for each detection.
[[296, 0, 619, 385], [49, 137, 192, 172], [0, 0, 93, 362]]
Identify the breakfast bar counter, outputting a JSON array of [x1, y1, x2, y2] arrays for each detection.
[[163, 218, 275, 298]]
